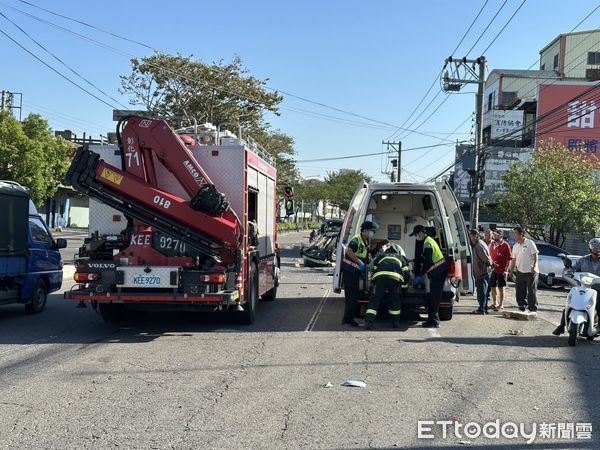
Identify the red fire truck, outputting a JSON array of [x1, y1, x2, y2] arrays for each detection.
[[65, 116, 279, 324]]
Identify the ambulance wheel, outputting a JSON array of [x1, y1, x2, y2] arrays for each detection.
[[235, 262, 258, 325], [439, 306, 453, 321], [25, 279, 47, 314]]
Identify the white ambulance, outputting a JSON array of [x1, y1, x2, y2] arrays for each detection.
[[333, 181, 473, 321]]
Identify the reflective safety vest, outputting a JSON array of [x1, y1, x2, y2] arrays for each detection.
[[352, 233, 368, 260], [372, 255, 406, 285], [424, 235, 444, 264], [342, 233, 368, 271]]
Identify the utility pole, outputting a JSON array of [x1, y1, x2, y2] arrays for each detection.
[[442, 56, 486, 229], [471, 57, 486, 230], [382, 140, 401, 182], [0, 90, 23, 120]]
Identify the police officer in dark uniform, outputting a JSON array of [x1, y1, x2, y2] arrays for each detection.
[[342, 221, 376, 327], [365, 243, 410, 330], [410, 224, 448, 328]]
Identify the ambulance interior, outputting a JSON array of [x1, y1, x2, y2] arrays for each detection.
[[365, 191, 448, 263]]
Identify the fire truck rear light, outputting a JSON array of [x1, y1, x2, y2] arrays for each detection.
[[74, 273, 100, 282], [200, 274, 226, 284]]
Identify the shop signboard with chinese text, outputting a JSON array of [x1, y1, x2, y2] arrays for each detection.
[[490, 110, 524, 139], [536, 82, 599, 156]]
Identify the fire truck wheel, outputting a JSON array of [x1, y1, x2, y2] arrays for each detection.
[[261, 285, 277, 302], [98, 303, 125, 322], [25, 279, 47, 314], [235, 262, 258, 324]]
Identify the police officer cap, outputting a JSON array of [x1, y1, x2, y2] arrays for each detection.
[[409, 224, 425, 236], [360, 221, 376, 231]]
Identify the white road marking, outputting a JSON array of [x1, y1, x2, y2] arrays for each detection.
[[304, 289, 330, 332], [426, 328, 441, 338]]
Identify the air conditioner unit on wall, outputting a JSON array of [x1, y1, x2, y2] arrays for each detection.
[[586, 68, 600, 81]]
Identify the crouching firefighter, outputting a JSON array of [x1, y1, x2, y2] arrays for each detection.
[[365, 244, 410, 330]]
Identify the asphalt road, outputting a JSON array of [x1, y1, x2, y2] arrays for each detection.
[[0, 231, 599, 449]]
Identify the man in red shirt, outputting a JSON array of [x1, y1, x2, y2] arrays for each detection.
[[489, 230, 512, 311]]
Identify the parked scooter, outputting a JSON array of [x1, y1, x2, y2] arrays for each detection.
[[562, 270, 600, 346]]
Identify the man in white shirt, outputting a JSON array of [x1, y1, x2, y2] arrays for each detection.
[[507, 226, 539, 312]]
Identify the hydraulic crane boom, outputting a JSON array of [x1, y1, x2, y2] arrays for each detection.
[[66, 148, 240, 263], [66, 116, 244, 265], [117, 116, 233, 215]]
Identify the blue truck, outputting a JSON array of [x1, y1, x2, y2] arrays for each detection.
[[0, 181, 66, 313]]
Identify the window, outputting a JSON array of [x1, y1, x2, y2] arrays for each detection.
[[487, 92, 494, 111], [553, 54, 559, 69], [29, 217, 54, 246], [501, 91, 518, 105], [588, 51, 600, 65], [541, 63, 546, 71]]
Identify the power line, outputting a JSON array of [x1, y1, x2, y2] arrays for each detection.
[[451, 0, 491, 55], [0, 24, 116, 109], [0, 1, 462, 143], [391, 0, 514, 144], [384, 0, 490, 142], [480, 0, 527, 55], [15, 0, 155, 50], [415, 4, 600, 178], [403, 115, 474, 170], [0, 10, 127, 108], [295, 142, 462, 163], [464, 0, 509, 56], [424, 80, 600, 182]]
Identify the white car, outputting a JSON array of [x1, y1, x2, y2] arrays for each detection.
[[508, 239, 581, 287]]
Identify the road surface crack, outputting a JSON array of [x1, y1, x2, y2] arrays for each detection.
[[280, 407, 292, 440]]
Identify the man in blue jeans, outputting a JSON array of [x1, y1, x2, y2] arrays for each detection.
[[469, 229, 493, 314]]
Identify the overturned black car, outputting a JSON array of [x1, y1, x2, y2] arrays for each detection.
[[302, 220, 343, 267]]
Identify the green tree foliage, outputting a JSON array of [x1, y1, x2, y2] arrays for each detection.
[[324, 169, 373, 211], [496, 143, 600, 247], [120, 54, 282, 127], [0, 112, 72, 205], [119, 53, 298, 189]]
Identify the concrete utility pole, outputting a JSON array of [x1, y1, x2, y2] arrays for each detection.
[[442, 56, 486, 230], [382, 141, 402, 182]]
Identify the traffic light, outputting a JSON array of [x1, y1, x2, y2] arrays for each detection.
[[285, 199, 294, 216], [284, 186, 294, 198]]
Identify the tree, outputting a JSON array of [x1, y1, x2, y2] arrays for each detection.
[[120, 53, 297, 191], [324, 169, 373, 212], [295, 178, 328, 220], [120, 53, 282, 127], [0, 112, 72, 205], [496, 142, 600, 247]]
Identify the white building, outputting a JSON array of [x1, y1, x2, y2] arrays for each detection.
[[540, 29, 600, 80]]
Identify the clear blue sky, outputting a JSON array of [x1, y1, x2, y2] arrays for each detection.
[[1, 0, 598, 182]]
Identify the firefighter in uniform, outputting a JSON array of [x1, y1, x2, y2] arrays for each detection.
[[342, 221, 376, 327], [365, 243, 410, 330], [410, 224, 448, 328]]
